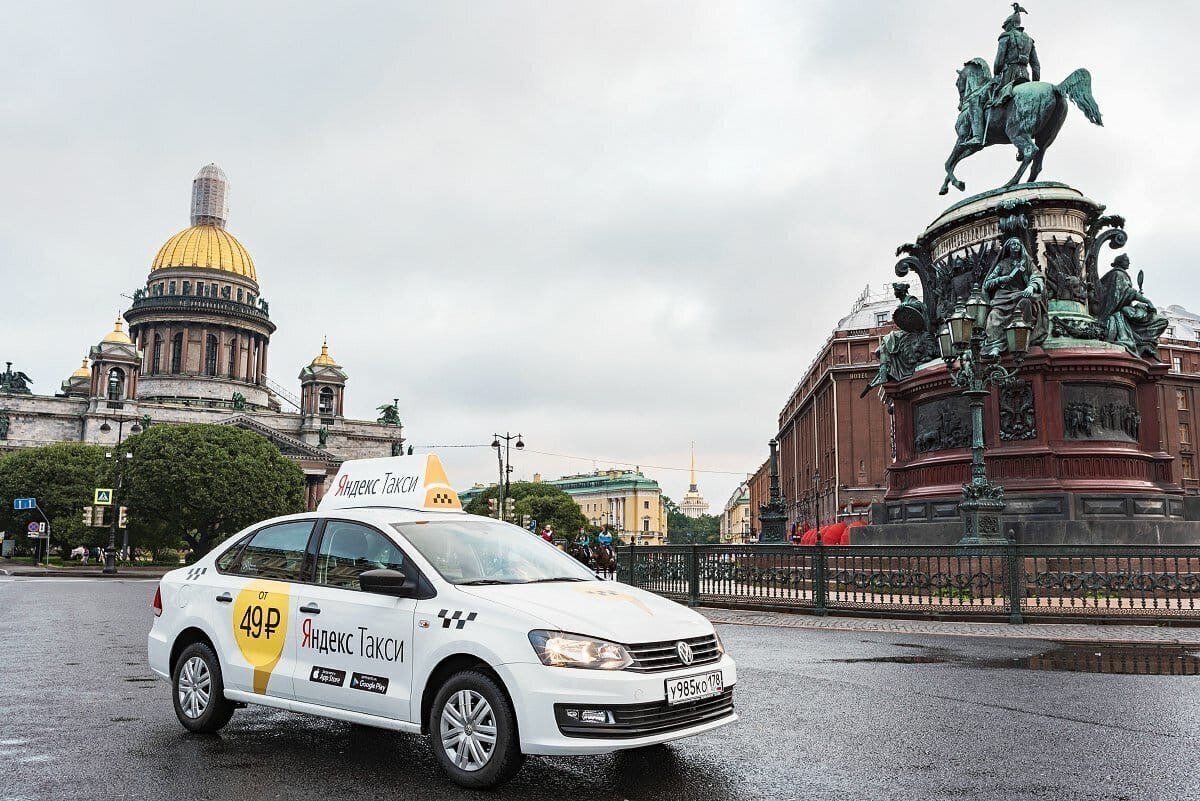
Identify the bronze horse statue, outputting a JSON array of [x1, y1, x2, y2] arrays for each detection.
[[939, 58, 1102, 195]]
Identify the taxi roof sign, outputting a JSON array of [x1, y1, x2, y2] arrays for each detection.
[[318, 454, 463, 513]]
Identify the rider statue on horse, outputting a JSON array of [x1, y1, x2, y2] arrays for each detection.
[[941, 4, 1103, 195]]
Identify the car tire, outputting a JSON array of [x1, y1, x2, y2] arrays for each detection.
[[171, 642, 236, 734], [429, 669, 524, 789]]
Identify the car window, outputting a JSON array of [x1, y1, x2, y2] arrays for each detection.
[[316, 521, 408, 591], [232, 521, 314, 581], [394, 519, 596, 584]]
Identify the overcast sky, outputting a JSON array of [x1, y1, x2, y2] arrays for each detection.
[[3, 1, 1198, 509]]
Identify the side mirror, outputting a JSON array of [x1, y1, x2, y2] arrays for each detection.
[[359, 568, 416, 597]]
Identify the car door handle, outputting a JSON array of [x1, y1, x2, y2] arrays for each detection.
[[299, 603, 321, 614], [215, 592, 233, 603]]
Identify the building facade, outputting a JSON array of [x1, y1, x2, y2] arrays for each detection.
[[719, 481, 752, 543], [0, 165, 405, 509], [460, 469, 670, 545], [773, 285, 898, 532], [746, 458, 769, 539]]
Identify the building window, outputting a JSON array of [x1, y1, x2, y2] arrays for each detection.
[[1166, 326, 1176, 338], [168, 281, 176, 295], [222, 285, 231, 299], [183, 280, 191, 296], [170, 333, 183, 373], [319, 387, 335, 416], [205, 334, 218, 376], [642, 517, 651, 533], [875, 311, 889, 326], [196, 281, 204, 296], [1183, 455, 1196, 481], [106, 367, 125, 401], [151, 335, 162, 374], [644, 500, 650, 509], [1182, 422, 1192, 446], [1174, 356, 1184, 373], [1180, 390, 1191, 411], [228, 338, 238, 377], [237, 288, 244, 302]]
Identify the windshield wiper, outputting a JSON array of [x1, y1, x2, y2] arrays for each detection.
[[525, 577, 589, 583], [458, 579, 520, 585]]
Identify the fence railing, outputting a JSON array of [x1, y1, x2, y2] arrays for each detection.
[[615, 544, 1200, 623]]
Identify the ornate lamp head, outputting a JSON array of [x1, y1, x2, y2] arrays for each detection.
[[1005, 319, 1033, 358], [948, 305, 974, 348], [965, 284, 989, 330], [937, 325, 956, 361]]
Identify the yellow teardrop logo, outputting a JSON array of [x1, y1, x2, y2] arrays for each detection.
[[232, 580, 291, 694]]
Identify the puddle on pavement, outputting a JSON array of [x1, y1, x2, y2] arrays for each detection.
[[835, 641, 1200, 675], [989, 642, 1200, 675]]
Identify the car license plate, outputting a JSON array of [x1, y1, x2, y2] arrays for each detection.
[[664, 670, 723, 706]]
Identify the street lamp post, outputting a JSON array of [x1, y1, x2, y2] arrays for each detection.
[[491, 432, 524, 522], [99, 417, 141, 575], [937, 286, 1032, 546]]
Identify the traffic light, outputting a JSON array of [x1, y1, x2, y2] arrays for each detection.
[[487, 498, 497, 517], [82, 506, 94, 526], [504, 497, 515, 521], [118, 506, 128, 529]]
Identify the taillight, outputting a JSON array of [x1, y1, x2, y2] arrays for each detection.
[[151, 586, 163, 617]]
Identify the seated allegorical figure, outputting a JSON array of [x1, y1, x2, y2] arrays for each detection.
[[981, 236, 1047, 358], [1095, 254, 1169, 359]]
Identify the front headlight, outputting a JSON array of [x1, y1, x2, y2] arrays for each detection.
[[713, 628, 725, 656], [528, 630, 633, 670]]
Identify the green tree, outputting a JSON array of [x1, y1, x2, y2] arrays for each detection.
[[463, 482, 588, 540], [666, 508, 721, 544], [0, 443, 109, 558], [121, 424, 306, 558]]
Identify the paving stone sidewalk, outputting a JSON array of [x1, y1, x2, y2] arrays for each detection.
[[701, 606, 1200, 643]]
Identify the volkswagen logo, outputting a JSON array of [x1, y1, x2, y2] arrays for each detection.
[[676, 640, 694, 666]]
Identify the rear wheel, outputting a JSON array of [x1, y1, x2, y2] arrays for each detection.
[[429, 670, 524, 789], [171, 642, 235, 733]]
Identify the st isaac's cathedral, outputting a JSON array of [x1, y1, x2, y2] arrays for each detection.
[[0, 165, 402, 509]]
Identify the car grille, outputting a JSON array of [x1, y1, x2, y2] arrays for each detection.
[[555, 687, 735, 739], [625, 634, 721, 672]]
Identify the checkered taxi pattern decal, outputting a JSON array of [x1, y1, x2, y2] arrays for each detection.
[[438, 609, 478, 629]]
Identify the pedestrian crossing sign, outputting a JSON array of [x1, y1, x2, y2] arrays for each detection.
[[94, 488, 113, 506]]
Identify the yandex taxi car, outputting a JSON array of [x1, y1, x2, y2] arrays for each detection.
[[147, 454, 737, 789]]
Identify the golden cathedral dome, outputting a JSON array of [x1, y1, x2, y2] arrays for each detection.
[[151, 224, 257, 281], [101, 318, 133, 345], [310, 339, 339, 367], [70, 358, 91, 378]]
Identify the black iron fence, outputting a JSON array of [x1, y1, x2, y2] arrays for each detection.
[[615, 544, 1200, 623]]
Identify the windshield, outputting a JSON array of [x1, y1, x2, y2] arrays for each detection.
[[393, 519, 598, 585]]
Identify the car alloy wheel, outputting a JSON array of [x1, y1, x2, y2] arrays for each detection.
[[439, 689, 497, 771], [177, 655, 211, 719]]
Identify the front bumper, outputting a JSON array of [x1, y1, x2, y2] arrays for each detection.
[[499, 654, 738, 755]]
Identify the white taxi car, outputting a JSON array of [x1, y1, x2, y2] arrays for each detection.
[[147, 455, 737, 789]]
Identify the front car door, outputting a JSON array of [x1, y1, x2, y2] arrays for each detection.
[[291, 520, 418, 721], [207, 518, 316, 699]]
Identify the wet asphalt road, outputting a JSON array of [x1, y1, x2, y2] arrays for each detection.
[[2, 578, 1199, 801]]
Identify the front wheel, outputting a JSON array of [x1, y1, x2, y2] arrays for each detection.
[[171, 642, 235, 733], [429, 670, 524, 789]]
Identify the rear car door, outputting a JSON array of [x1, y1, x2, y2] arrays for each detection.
[[207, 519, 316, 699], [291, 520, 418, 721]]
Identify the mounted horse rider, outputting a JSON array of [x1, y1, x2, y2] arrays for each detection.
[[963, 4, 1040, 146]]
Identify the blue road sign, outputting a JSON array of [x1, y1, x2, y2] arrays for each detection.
[[13, 498, 36, 510]]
